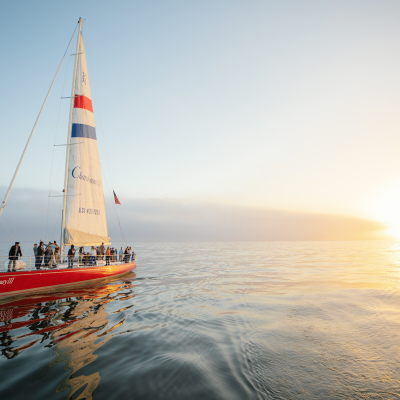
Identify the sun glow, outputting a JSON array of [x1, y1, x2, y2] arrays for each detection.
[[368, 181, 400, 238]]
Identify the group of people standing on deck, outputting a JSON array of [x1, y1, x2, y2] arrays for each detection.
[[66, 243, 136, 268], [6, 241, 135, 271], [72, 243, 135, 268], [7, 240, 60, 271], [33, 241, 60, 270]]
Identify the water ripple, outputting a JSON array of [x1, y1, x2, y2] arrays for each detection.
[[0, 241, 400, 399]]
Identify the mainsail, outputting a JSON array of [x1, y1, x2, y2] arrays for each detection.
[[63, 31, 110, 246]]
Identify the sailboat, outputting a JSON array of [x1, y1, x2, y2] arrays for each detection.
[[0, 18, 136, 298]]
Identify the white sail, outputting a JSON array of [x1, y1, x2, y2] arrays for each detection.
[[64, 32, 110, 246]]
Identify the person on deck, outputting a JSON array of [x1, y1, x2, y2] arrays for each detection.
[[106, 247, 111, 265], [8, 242, 22, 272], [44, 243, 52, 268], [54, 241, 60, 264], [119, 247, 123, 261], [47, 245, 54, 269], [53, 247, 59, 268], [100, 243, 105, 260], [91, 246, 97, 266], [110, 248, 114, 264], [78, 247, 84, 266], [67, 245, 76, 268], [124, 247, 129, 263], [33, 243, 38, 266], [36, 242, 45, 269]]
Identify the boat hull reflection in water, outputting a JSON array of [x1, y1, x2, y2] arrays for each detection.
[[0, 275, 136, 399]]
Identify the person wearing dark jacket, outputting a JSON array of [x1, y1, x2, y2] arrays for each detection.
[[36, 242, 45, 269], [99, 243, 105, 260], [124, 247, 129, 263], [67, 245, 76, 268], [44, 244, 52, 268], [8, 242, 22, 272], [53, 247, 59, 268]]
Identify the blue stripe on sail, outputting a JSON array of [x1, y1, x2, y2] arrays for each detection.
[[71, 123, 97, 140]]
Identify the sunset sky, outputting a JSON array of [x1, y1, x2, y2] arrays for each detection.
[[1, 1, 400, 241]]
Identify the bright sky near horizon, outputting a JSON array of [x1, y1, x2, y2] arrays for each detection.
[[1, 0, 400, 239]]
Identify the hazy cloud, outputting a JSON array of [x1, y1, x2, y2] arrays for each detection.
[[0, 187, 388, 243], [115, 198, 388, 241]]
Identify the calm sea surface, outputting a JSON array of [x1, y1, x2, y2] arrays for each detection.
[[0, 241, 399, 399]]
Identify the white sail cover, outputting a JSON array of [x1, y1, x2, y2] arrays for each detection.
[[64, 32, 110, 246]]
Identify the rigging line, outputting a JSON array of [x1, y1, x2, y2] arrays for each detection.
[[46, 112, 69, 240], [54, 43, 73, 146], [0, 218, 15, 241], [49, 158, 65, 194], [115, 206, 127, 246], [106, 184, 127, 245], [115, 207, 125, 243], [48, 71, 74, 195], [47, 106, 71, 194], [1, 216, 38, 241], [51, 202, 63, 241], [84, 34, 127, 244], [46, 134, 57, 242], [46, 26, 78, 243], [108, 225, 118, 235], [0, 22, 79, 220], [47, 107, 71, 196], [54, 95, 72, 146], [108, 221, 122, 236], [100, 162, 126, 245], [54, 28, 77, 145]]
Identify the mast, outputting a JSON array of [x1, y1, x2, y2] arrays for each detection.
[[61, 17, 83, 256]]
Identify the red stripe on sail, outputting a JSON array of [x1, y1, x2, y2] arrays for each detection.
[[74, 95, 93, 112]]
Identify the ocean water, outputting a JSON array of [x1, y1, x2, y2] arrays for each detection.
[[0, 241, 399, 400]]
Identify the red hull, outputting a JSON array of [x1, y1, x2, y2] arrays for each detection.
[[0, 263, 136, 298]]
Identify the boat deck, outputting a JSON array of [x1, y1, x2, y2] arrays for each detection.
[[1, 256, 136, 274]]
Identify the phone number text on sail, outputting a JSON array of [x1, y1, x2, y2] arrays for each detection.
[[79, 207, 100, 215]]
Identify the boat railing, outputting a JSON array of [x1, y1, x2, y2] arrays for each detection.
[[0, 254, 136, 273]]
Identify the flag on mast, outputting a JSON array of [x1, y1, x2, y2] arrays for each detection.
[[113, 191, 121, 205]]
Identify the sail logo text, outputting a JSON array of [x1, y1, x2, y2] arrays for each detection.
[[72, 166, 101, 187], [0, 278, 15, 285], [79, 207, 100, 215]]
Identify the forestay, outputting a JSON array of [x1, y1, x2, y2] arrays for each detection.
[[64, 32, 110, 246]]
